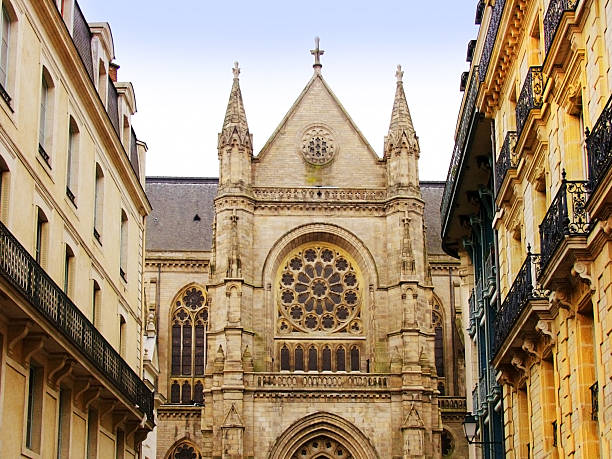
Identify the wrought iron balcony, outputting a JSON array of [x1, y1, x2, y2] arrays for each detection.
[[539, 175, 590, 272], [516, 66, 544, 139], [494, 131, 518, 196], [441, 66, 480, 219], [493, 252, 547, 354], [479, 0, 506, 83], [586, 94, 612, 197], [544, 0, 580, 55], [0, 220, 154, 423], [478, 373, 487, 416], [487, 369, 502, 403]]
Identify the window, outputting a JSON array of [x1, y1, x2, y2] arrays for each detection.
[[170, 286, 208, 404], [294, 346, 304, 371], [86, 408, 98, 459], [0, 154, 9, 221], [93, 163, 103, 242], [280, 345, 290, 371], [57, 389, 71, 459], [92, 280, 100, 327], [63, 244, 74, 297], [25, 364, 43, 452], [39, 70, 54, 166], [97, 59, 107, 105], [66, 117, 78, 205], [119, 210, 127, 281], [119, 314, 126, 357], [350, 346, 360, 372], [122, 115, 130, 152], [433, 311, 445, 378], [35, 207, 48, 267], [0, 5, 10, 93], [322, 346, 331, 371], [336, 346, 346, 371], [115, 430, 124, 459], [308, 346, 318, 371]]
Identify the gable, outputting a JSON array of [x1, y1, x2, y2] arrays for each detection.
[[253, 75, 386, 188]]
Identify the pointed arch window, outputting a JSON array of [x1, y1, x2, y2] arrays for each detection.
[[280, 345, 290, 371], [432, 310, 444, 378], [322, 346, 331, 371], [308, 346, 318, 371], [170, 442, 202, 459], [294, 346, 304, 371], [350, 346, 360, 372], [336, 346, 346, 371], [170, 286, 208, 404]]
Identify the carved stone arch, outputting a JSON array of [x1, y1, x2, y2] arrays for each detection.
[[267, 412, 380, 459], [261, 223, 380, 288], [163, 437, 203, 459]]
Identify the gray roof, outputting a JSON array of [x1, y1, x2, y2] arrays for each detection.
[[145, 177, 218, 251], [145, 177, 445, 255], [421, 181, 445, 255]]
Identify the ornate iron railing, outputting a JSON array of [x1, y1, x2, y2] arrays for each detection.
[[484, 245, 496, 295], [544, 0, 580, 55], [494, 131, 518, 196], [479, 0, 506, 83], [539, 176, 590, 271], [478, 373, 487, 415], [493, 252, 547, 354], [468, 289, 477, 337], [487, 368, 502, 402], [516, 66, 544, 139], [441, 67, 480, 219], [0, 220, 154, 423], [586, 94, 612, 196]]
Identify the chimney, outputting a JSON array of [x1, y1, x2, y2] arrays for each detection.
[[109, 62, 120, 82]]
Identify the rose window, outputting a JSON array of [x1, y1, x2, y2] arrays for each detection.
[[300, 125, 336, 165], [277, 244, 362, 334]]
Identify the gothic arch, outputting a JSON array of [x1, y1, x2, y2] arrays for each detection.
[[261, 223, 380, 288], [168, 283, 208, 404], [267, 412, 380, 459], [163, 437, 203, 459]]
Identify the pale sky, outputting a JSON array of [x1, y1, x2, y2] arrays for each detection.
[[79, 1, 478, 181]]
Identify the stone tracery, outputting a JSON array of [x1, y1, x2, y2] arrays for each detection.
[[277, 244, 362, 334]]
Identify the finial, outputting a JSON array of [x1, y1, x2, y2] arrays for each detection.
[[310, 36, 324, 70], [396, 64, 404, 83], [232, 61, 240, 79]]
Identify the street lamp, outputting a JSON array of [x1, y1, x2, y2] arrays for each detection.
[[462, 413, 502, 445]]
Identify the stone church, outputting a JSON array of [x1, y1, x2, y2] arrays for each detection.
[[143, 44, 468, 458]]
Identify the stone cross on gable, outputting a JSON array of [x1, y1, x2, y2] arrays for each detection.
[[232, 61, 240, 79], [310, 36, 324, 68]]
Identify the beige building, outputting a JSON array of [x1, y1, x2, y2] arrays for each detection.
[[144, 51, 468, 458], [442, 0, 612, 457], [0, 0, 154, 457]]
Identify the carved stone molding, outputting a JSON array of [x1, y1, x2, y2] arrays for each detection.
[[571, 261, 596, 292]]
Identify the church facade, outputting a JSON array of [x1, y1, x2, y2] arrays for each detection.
[[144, 48, 467, 458]]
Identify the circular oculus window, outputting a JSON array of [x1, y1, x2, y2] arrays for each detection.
[[300, 126, 337, 165]]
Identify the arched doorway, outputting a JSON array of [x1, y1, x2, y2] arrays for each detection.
[[268, 412, 379, 459]]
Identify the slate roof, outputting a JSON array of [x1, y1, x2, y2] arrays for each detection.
[[421, 181, 445, 255], [145, 177, 218, 252], [145, 177, 445, 256]]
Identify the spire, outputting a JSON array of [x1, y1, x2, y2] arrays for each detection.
[[218, 61, 252, 150], [384, 65, 418, 155]]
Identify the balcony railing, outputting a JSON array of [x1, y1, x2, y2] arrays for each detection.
[[516, 66, 544, 139], [478, 373, 487, 415], [539, 175, 590, 271], [468, 289, 477, 337], [544, 0, 580, 55], [0, 220, 154, 423], [479, 0, 506, 83], [494, 131, 518, 196], [493, 252, 547, 354], [586, 94, 612, 196], [439, 396, 467, 413], [441, 67, 480, 219]]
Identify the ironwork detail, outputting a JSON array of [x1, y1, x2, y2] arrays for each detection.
[[494, 131, 518, 196], [479, 0, 506, 83], [38, 144, 51, 167], [516, 66, 544, 139], [544, 0, 580, 55], [0, 220, 154, 422], [493, 252, 547, 354], [441, 67, 480, 219], [539, 175, 590, 271], [591, 381, 599, 421], [586, 94, 612, 196]]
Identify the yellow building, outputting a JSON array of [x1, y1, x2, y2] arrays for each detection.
[[0, 0, 154, 457], [443, 0, 612, 457]]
